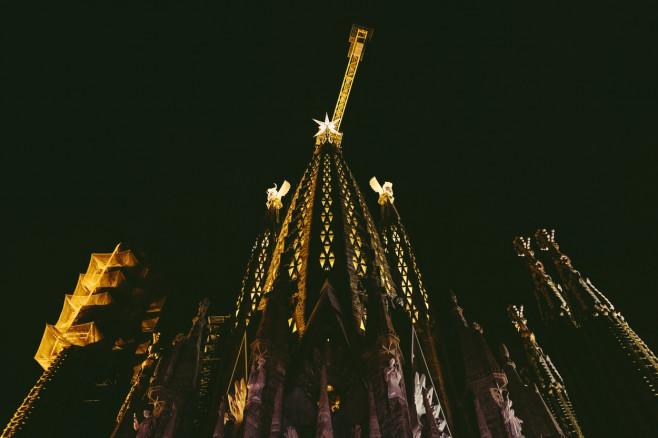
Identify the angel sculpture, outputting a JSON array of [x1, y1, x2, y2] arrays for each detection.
[[414, 372, 434, 417], [491, 384, 524, 438], [266, 180, 291, 209], [369, 177, 394, 205]]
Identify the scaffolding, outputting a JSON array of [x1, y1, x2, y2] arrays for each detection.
[[34, 244, 138, 369]]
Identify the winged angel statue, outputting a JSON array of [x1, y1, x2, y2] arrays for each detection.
[[266, 180, 291, 209], [369, 176, 394, 205]]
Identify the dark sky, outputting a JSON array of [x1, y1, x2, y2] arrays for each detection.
[[2, 1, 656, 425]]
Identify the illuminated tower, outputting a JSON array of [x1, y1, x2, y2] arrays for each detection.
[[233, 181, 290, 330], [507, 305, 583, 438], [370, 177, 458, 432], [448, 293, 564, 438], [514, 229, 658, 436], [199, 181, 290, 437], [2, 244, 165, 438], [206, 25, 455, 438]]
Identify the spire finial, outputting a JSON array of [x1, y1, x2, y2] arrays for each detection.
[[312, 113, 342, 147], [448, 290, 468, 327], [513, 236, 534, 257], [313, 113, 341, 138], [535, 228, 558, 252]]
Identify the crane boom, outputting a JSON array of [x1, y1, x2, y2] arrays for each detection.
[[332, 24, 373, 132]]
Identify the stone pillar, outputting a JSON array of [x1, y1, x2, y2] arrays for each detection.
[[367, 383, 382, 438], [268, 382, 284, 438], [212, 397, 227, 438], [242, 339, 288, 438], [315, 346, 334, 438], [362, 334, 413, 438]]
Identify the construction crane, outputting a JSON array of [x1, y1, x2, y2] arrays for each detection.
[[333, 25, 373, 129], [316, 24, 373, 147]]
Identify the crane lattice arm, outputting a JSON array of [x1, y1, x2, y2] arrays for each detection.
[[314, 25, 373, 148], [332, 25, 373, 132]]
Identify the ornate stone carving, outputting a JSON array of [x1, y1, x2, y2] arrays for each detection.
[[133, 409, 157, 438], [369, 177, 395, 204], [413, 372, 434, 417], [380, 339, 397, 357], [283, 425, 299, 438], [212, 397, 228, 438], [266, 181, 290, 209], [247, 357, 267, 404], [228, 378, 247, 425], [384, 358, 403, 399], [502, 397, 524, 438], [490, 385, 524, 438]]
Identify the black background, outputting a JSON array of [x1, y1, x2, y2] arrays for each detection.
[[2, 0, 656, 426]]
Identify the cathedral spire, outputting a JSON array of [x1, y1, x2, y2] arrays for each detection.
[[231, 182, 289, 330], [450, 294, 503, 380], [515, 229, 658, 435], [448, 292, 523, 437], [512, 236, 574, 326], [371, 179, 459, 434], [533, 229, 604, 319], [371, 177, 430, 323], [507, 305, 584, 438], [239, 137, 418, 436], [535, 228, 658, 385]]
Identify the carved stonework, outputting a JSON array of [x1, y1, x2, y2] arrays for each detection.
[[228, 378, 247, 426], [367, 383, 382, 438], [212, 397, 228, 438], [266, 181, 290, 209], [384, 358, 403, 400], [369, 177, 395, 205], [284, 425, 299, 438], [246, 358, 266, 405], [269, 382, 284, 438], [314, 347, 334, 438], [413, 372, 433, 417], [413, 372, 447, 438], [380, 339, 397, 357], [490, 385, 524, 438], [133, 410, 157, 438]]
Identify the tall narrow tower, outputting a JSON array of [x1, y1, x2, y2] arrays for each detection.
[[206, 24, 454, 438], [515, 229, 658, 436], [2, 245, 165, 438], [370, 177, 457, 432], [199, 181, 290, 437], [447, 292, 565, 438], [507, 305, 583, 438]]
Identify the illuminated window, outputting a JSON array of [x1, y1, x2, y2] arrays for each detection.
[[319, 153, 334, 271]]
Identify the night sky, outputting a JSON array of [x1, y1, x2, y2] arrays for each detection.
[[2, 1, 656, 425]]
